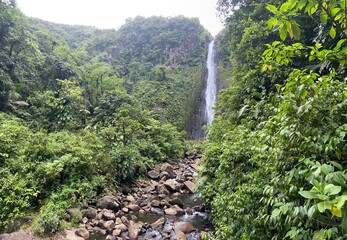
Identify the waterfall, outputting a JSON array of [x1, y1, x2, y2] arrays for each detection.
[[188, 40, 217, 140], [204, 40, 217, 125]]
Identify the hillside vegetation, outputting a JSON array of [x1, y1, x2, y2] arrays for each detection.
[[0, 0, 210, 234], [199, 0, 347, 239]]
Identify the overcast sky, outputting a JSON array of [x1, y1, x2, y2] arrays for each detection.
[[16, 0, 224, 36]]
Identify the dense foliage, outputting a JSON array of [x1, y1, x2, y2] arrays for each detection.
[[200, 0, 347, 239], [0, 0, 209, 234]]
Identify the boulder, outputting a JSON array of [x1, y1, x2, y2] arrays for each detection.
[[144, 184, 156, 193], [173, 231, 187, 240], [157, 185, 170, 195], [183, 181, 195, 193], [160, 163, 176, 178], [174, 222, 195, 234], [151, 199, 160, 207], [75, 228, 90, 239], [102, 220, 115, 232], [127, 204, 140, 211], [126, 195, 136, 202], [169, 197, 184, 208], [97, 196, 119, 212], [0, 230, 39, 240], [150, 217, 166, 229], [164, 179, 182, 192], [114, 224, 127, 231], [112, 229, 122, 236], [121, 216, 130, 227], [102, 209, 116, 220], [128, 220, 143, 240], [148, 170, 160, 179]]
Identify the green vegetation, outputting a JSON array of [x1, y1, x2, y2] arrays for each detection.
[[0, 0, 209, 234], [200, 0, 347, 239]]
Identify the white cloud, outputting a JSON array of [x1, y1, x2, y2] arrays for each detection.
[[16, 0, 224, 36]]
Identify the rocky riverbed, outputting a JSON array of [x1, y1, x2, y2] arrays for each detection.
[[0, 153, 211, 240]]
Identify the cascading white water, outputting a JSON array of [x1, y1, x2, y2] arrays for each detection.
[[205, 40, 217, 125]]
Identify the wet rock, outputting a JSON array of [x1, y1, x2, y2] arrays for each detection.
[[169, 197, 184, 208], [173, 231, 187, 240], [174, 222, 195, 234], [185, 208, 193, 215], [148, 170, 160, 179], [193, 205, 205, 212], [183, 181, 195, 193], [150, 217, 166, 229], [151, 207, 164, 215], [128, 220, 143, 239], [97, 196, 119, 212], [102, 209, 116, 220], [75, 228, 90, 239], [164, 205, 184, 216]]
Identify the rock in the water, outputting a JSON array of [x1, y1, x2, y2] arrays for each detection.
[[75, 228, 90, 239], [174, 222, 195, 234], [169, 197, 184, 208], [150, 217, 166, 229], [183, 181, 195, 193], [148, 170, 160, 179], [128, 220, 143, 240], [173, 230, 187, 240], [97, 196, 119, 212], [164, 207, 177, 216]]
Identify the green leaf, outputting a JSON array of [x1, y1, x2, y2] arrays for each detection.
[[308, 205, 316, 219], [268, 18, 278, 28], [324, 184, 341, 196], [297, 0, 307, 10], [317, 202, 331, 213], [280, 2, 291, 12], [299, 190, 317, 199], [330, 27, 336, 39], [321, 164, 333, 175], [292, 22, 301, 40], [266, 4, 278, 14], [337, 195, 347, 209], [271, 208, 280, 217], [280, 25, 288, 41], [320, 12, 328, 24]]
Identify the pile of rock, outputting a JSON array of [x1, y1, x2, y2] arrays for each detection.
[[60, 159, 206, 240]]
